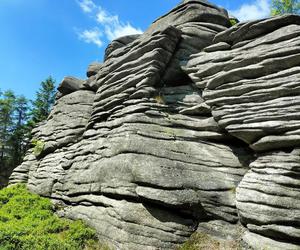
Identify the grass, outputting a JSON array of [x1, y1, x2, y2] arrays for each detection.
[[178, 232, 240, 250], [0, 184, 109, 250]]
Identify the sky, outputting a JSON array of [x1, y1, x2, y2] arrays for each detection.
[[0, 0, 271, 100]]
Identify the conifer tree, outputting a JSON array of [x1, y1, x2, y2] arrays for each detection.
[[271, 0, 300, 15], [0, 77, 56, 181], [0, 91, 16, 166], [9, 96, 29, 166], [31, 76, 56, 124]]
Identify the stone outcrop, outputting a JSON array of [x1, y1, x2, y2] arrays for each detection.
[[184, 13, 300, 249], [9, 1, 300, 249]]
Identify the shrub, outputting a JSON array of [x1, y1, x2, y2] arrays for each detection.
[[31, 139, 45, 157], [0, 184, 104, 250], [230, 18, 238, 26]]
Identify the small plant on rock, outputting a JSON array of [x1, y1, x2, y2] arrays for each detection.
[[31, 139, 45, 157]]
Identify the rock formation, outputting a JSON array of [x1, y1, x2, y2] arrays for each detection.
[[9, 0, 300, 249]]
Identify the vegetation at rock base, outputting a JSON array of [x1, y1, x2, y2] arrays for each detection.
[[271, 0, 300, 15], [178, 232, 240, 250], [0, 184, 108, 250]]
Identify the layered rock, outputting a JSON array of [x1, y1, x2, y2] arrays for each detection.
[[9, 1, 300, 249], [184, 14, 300, 248]]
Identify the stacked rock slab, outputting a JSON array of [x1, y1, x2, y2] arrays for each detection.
[[184, 14, 300, 249]]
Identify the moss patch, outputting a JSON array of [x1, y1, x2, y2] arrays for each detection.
[[154, 94, 165, 104], [31, 139, 45, 157], [0, 184, 108, 250], [178, 232, 240, 250]]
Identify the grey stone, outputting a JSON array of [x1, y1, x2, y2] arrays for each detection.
[[204, 41, 231, 52], [184, 16, 300, 152], [57, 76, 84, 96], [87, 62, 102, 77], [197, 220, 245, 241], [236, 150, 300, 243], [242, 231, 300, 250], [104, 34, 141, 61], [183, 13, 300, 248]]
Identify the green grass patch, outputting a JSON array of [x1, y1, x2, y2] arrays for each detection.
[[0, 184, 106, 250]]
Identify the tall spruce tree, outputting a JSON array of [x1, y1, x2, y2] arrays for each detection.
[[9, 96, 29, 166], [0, 90, 16, 166], [0, 77, 56, 186], [271, 0, 300, 15], [31, 76, 56, 124]]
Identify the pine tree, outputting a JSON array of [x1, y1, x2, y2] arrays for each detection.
[[0, 77, 56, 184], [271, 0, 300, 15], [31, 76, 56, 124], [8, 96, 29, 166], [0, 91, 16, 166]]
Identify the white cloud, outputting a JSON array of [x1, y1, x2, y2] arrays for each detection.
[[105, 23, 142, 41], [77, 0, 96, 13], [230, 0, 270, 22], [95, 7, 142, 41], [76, 0, 143, 47], [96, 7, 119, 25], [78, 28, 103, 47]]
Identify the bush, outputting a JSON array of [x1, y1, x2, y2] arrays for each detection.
[[0, 184, 103, 250], [230, 18, 238, 26], [31, 139, 45, 157]]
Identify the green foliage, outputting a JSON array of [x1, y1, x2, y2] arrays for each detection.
[[31, 76, 56, 124], [0, 91, 30, 179], [0, 184, 101, 250], [230, 18, 238, 26], [31, 139, 45, 157], [271, 0, 300, 15], [0, 91, 16, 165], [0, 76, 56, 181]]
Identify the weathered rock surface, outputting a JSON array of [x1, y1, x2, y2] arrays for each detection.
[[145, 0, 231, 85], [184, 15, 300, 152], [87, 62, 102, 78], [9, 1, 300, 249], [184, 13, 300, 249], [104, 34, 141, 61], [57, 77, 85, 95]]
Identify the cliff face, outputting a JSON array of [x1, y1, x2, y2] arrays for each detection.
[[10, 1, 300, 249]]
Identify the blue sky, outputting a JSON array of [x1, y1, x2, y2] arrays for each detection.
[[0, 0, 271, 100]]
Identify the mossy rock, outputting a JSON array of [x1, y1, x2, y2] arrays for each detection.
[[178, 232, 240, 250]]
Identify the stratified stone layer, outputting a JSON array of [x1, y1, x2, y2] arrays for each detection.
[[184, 14, 300, 248]]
